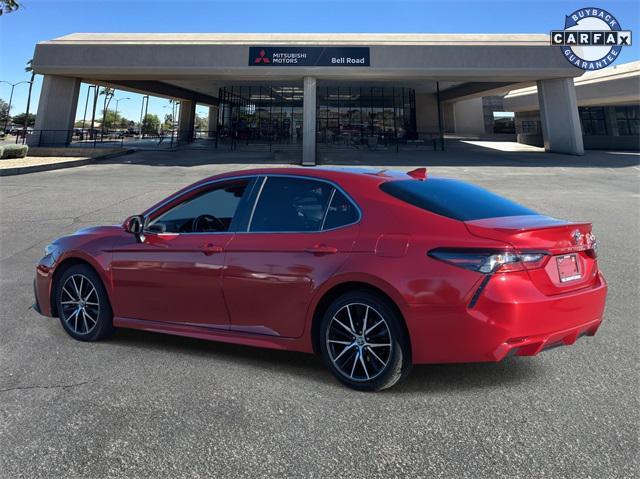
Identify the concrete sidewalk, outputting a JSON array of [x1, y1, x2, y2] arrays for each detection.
[[0, 148, 133, 176], [132, 139, 640, 168]]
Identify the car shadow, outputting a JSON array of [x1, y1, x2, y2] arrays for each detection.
[[110, 328, 542, 393], [395, 360, 543, 394]]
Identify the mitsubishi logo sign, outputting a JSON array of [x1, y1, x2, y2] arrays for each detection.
[[248, 46, 370, 67], [254, 49, 271, 64]]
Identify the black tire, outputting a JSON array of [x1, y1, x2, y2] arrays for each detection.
[[54, 264, 115, 341], [319, 290, 412, 391]]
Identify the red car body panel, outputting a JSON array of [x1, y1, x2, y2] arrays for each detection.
[[34, 167, 607, 364], [223, 225, 358, 338], [110, 232, 234, 329]]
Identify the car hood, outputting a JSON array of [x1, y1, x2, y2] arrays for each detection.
[[72, 225, 123, 236]]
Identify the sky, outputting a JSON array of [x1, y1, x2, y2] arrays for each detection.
[[1, 0, 639, 123]]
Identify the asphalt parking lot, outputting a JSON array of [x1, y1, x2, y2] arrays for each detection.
[[0, 150, 638, 478]]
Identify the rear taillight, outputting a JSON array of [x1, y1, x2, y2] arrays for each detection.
[[428, 248, 548, 274], [586, 232, 598, 258]]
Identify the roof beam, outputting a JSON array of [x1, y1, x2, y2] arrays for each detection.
[[439, 81, 520, 102], [101, 80, 219, 106]]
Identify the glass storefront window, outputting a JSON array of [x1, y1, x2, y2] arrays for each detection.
[[579, 107, 607, 136], [218, 86, 303, 145], [218, 85, 417, 147], [316, 86, 417, 147], [615, 105, 639, 136]]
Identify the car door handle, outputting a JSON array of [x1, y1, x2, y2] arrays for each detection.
[[202, 243, 224, 255], [305, 244, 338, 255]]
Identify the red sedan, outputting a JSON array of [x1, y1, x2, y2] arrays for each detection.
[[34, 167, 607, 390]]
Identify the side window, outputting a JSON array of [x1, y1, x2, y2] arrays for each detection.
[[250, 177, 333, 232], [322, 190, 359, 230], [148, 180, 249, 233]]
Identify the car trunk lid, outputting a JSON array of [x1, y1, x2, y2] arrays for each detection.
[[465, 215, 599, 294]]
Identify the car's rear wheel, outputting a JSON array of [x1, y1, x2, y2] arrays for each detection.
[[55, 264, 114, 341], [320, 291, 411, 391]]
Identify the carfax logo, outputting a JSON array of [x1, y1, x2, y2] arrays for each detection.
[[551, 7, 632, 70]]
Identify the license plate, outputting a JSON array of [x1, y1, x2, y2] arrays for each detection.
[[557, 254, 581, 282]]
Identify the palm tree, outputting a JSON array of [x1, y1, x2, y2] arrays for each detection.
[[0, 0, 21, 15], [22, 59, 35, 141], [99, 87, 115, 133]]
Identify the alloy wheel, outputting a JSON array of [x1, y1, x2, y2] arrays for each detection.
[[60, 274, 100, 335], [326, 303, 393, 382]]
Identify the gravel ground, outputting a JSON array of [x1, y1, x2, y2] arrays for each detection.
[[0, 149, 638, 478]]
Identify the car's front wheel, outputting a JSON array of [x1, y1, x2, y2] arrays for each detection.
[[320, 291, 411, 391], [55, 264, 114, 341]]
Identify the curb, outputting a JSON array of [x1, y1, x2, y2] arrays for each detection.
[[0, 149, 135, 176]]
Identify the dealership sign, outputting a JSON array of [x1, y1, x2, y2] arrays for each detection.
[[551, 7, 632, 70], [249, 47, 370, 67]]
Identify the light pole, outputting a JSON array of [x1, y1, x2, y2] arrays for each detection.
[[113, 97, 130, 130], [89, 86, 99, 141], [0, 80, 32, 133]]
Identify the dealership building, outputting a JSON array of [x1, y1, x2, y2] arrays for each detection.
[[504, 60, 639, 151], [31, 33, 618, 164]]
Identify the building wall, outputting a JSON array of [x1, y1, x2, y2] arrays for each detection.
[[504, 66, 640, 111], [482, 96, 505, 133], [515, 105, 640, 151], [452, 97, 485, 134], [514, 111, 543, 146], [415, 93, 439, 133], [505, 61, 639, 151], [33, 33, 582, 83], [443, 103, 455, 133]]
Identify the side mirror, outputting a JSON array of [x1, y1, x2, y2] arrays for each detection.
[[123, 215, 145, 242]]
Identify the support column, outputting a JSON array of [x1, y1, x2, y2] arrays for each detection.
[[302, 76, 317, 166], [208, 106, 218, 138], [537, 78, 584, 155], [178, 100, 196, 143], [29, 75, 80, 146], [443, 102, 455, 133]]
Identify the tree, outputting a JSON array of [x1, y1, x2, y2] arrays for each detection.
[[195, 114, 208, 131], [11, 112, 35, 127], [101, 109, 124, 129], [163, 113, 173, 131], [96, 109, 132, 130], [99, 87, 115, 132], [0, 99, 9, 125], [0, 0, 21, 15], [23, 59, 36, 134], [141, 114, 160, 135], [119, 117, 131, 129]]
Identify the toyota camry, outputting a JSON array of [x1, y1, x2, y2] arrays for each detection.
[[34, 167, 607, 390]]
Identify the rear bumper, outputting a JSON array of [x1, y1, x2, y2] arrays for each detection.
[[491, 317, 601, 361], [404, 271, 607, 364]]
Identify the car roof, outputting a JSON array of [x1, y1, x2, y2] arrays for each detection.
[[198, 166, 412, 187], [142, 167, 428, 217]]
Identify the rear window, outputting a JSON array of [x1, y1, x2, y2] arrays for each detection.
[[379, 178, 537, 221], [323, 190, 359, 230]]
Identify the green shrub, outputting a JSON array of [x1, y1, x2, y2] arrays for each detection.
[[0, 146, 3, 158], [1, 144, 29, 159]]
